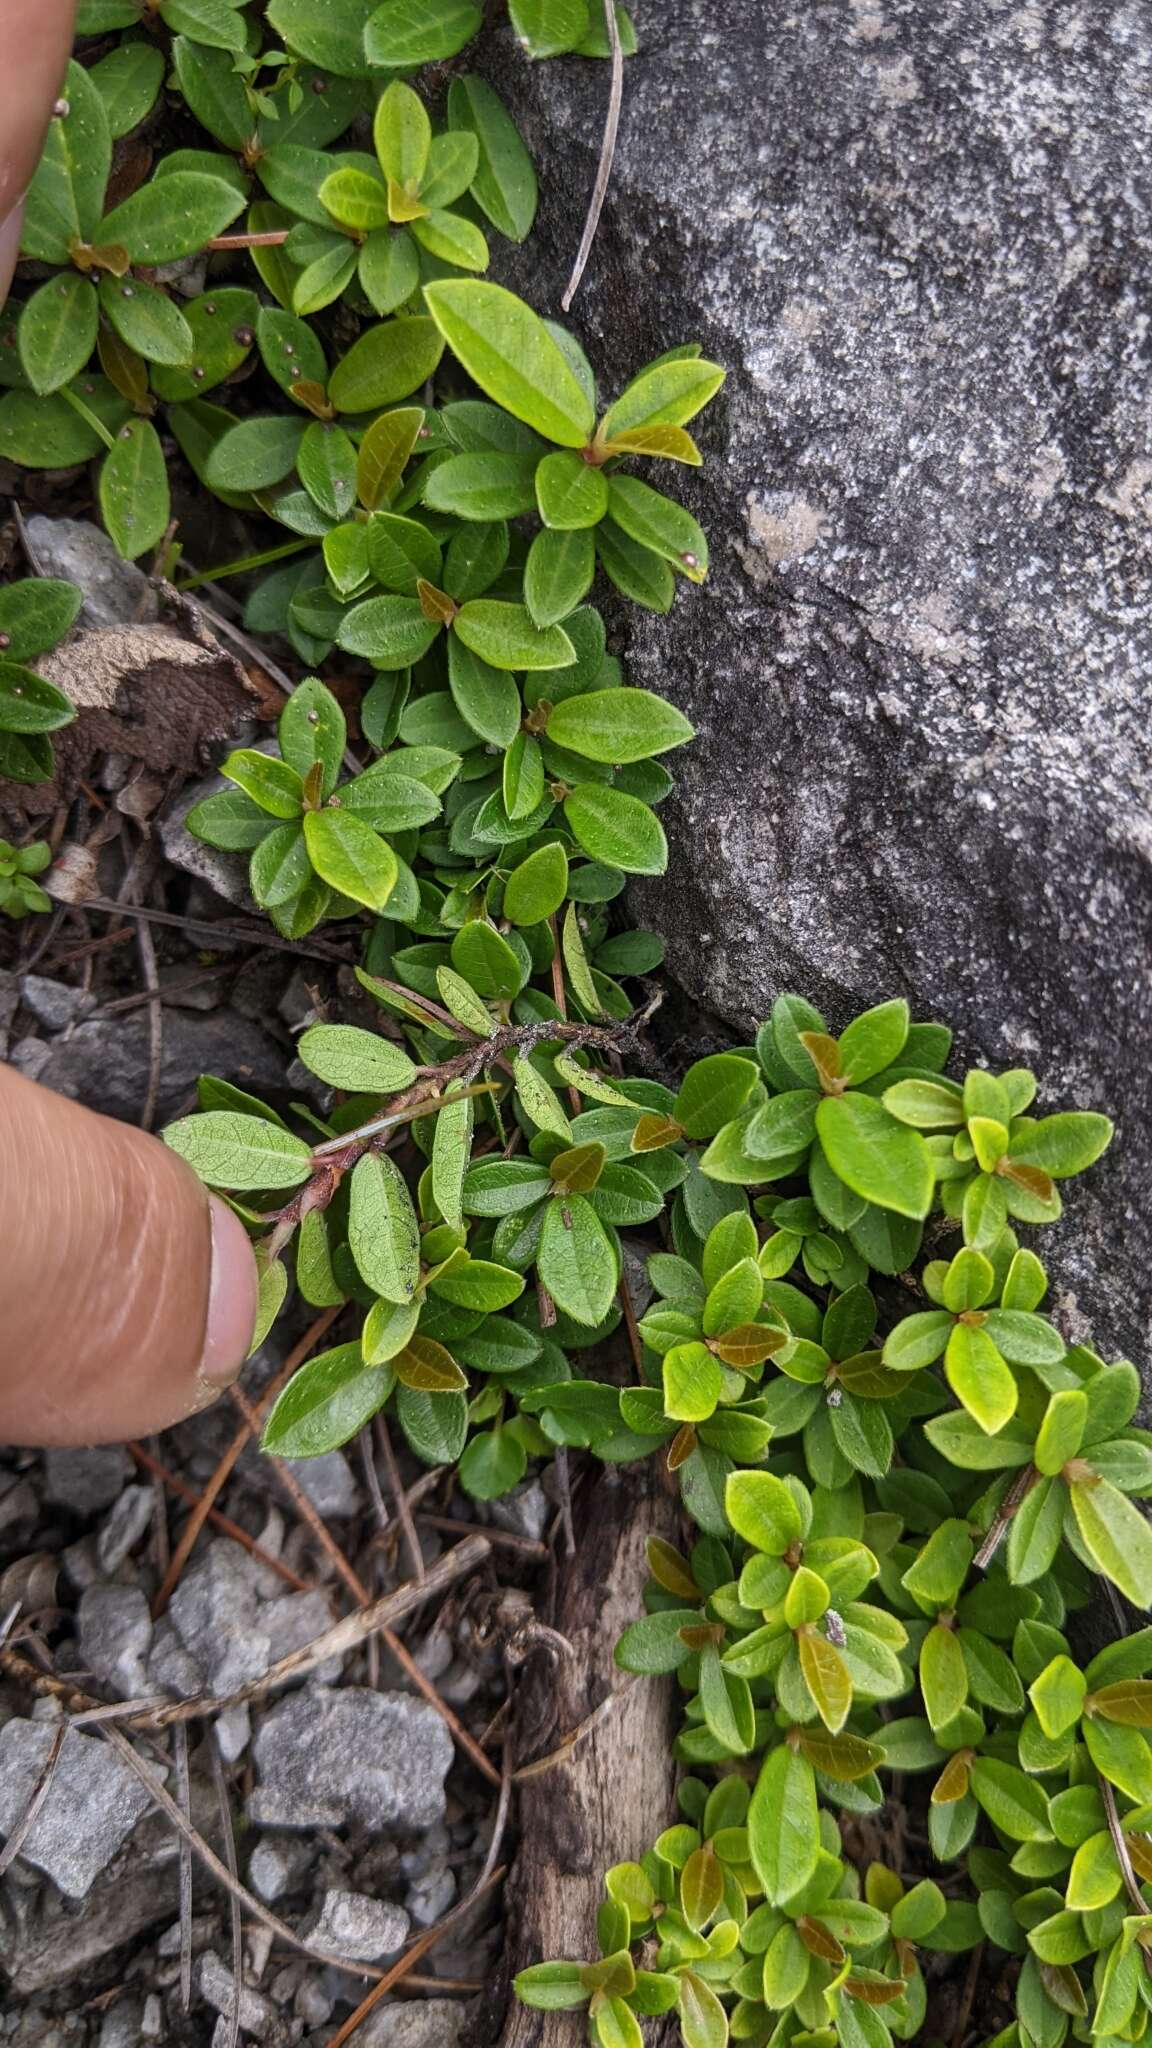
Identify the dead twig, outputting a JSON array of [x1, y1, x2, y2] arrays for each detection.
[[376, 1412, 425, 1584], [99, 1725, 390, 1980], [70, 896, 354, 965], [151, 1306, 343, 1618], [973, 1464, 1037, 1572], [949, 1938, 985, 2048], [128, 1442, 318, 1596], [86, 1535, 490, 1731], [359, 1425, 390, 1534], [174, 1721, 194, 2012], [209, 1732, 243, 2048], [513, 1674, 639, 1781], [417, 1514, 548, 1560], [560, 0, 625, 312], [1101, 1774, 1151, 1918]]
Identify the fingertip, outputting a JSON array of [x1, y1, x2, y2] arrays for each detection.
[[197, 1194, 259, 1396]]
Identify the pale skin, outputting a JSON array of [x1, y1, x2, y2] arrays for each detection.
[[0, 0, 258, 1444]]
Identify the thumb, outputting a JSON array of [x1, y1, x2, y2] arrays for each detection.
[[0, 1064, 258, 1445], [0, 0, 78, 307]]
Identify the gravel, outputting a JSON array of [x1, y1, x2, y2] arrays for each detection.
[[41, 1447, 131, 1515], [168, 1538, 271, 1694], [356, 2001, 464, 2048], [308, 1888, 410, 1961], [95, 1484, 154, 1574], [249, 1688, 453, 1833], [77, 1585, 152, 1698], [0, 1722, 156, 1898]]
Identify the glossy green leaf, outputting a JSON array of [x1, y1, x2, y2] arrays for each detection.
[[262, 1343, 392, 1456], [22, 61, 111, 262], [303, 809, 398, 910], [99, 171, 245, 263], [348, 1151, 420, 1302], [364, 0, 482, 66], [327, 316, 444, 413], [98, 420, 170, 560], [563, 784, 667, 875], [447, 76, 537, 242], [424, 280, 595, 446], [538, 1191, 617, 1324], [815, 1093, 933, 1220], [18, 275, 99, 395]]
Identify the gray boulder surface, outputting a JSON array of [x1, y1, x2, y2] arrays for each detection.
[[482, 2, 1152, 1357]]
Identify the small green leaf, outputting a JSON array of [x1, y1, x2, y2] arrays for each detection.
[[206, 415, 306, 492], [969, 1758, 1052, 1842], [503, 842, 568, 926], [22, 60, 112, 261], [364, 0, 482, 65], [563, 783, 668, 875], [222, 749, 304, 818], [663, 1342, 723, 1423], [424, 279, 595, 446], [523, 527, 595, 626], [357, 407, 425, 511], [327, 315, 444, 414], [338, 594, 440, 670], [303, 809, 398, 910], [945, 1323, 1018, 1435], [262, 1343, 392, 1456], [447, 76, 537, 242], [600, 356, 725, 439], [674, 1053, 759, 1141], [748, 1743, 818, 1905], [815, 1093, 933, 1219], [538, 1191, 617, 1324], [1071, 1478, 1152, 1606], [546, 687, 693, 764], [99, 171, 245, 263], [297, 1025, 416, 1093], [99, 276, 195, 368], [454, 599, 574, 671], [535, 448, 609, 528], [726, 1470, 802, 1554], [18, 275, 99, 396], [99, 420, 170, 560], [0, 664, 74, 735], [607, 474, 708, 581], [164, 1111, 312, 1190], [348, 1151, 420, 1302]]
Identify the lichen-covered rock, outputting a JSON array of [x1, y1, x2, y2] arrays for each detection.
[[483, 2, 1152, 1354]]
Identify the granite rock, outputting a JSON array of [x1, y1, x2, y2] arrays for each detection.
[[483, 0, 1152, 1358]]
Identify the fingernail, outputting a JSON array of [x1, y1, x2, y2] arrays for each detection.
[[199, 1194, 259, 1390], [0, 202, 25, 309]]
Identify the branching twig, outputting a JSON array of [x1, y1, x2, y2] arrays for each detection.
[[264, 1000, 661, 1261], [561, 0, 625, 311], [973, 1464, 1037, 1572]]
